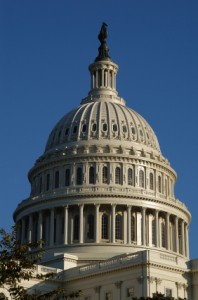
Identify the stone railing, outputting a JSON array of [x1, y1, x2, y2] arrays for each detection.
[[34, 265, 61, 274], [61, 252, 142, 280]]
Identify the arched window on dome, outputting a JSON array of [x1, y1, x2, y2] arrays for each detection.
[[46, 173, 50, 191], [112, 123, 118, 132], [115, 167, 121, 185], [87, 214, 94, 239], [58, 129, 62, 142], [139, 170, 145, 188], [82, 124, 87, 133], [101, 213, 109, 239], [131, 127, 136, 135], [65, 127, 69, 136], [55, 171, 59, 189], [89, 166, 95, 184], [158, 175, 162, 193], [65, 169, 70, 186], [102, 166, 108, 184], [92, 123, 97, 132], [73, 125, 77, 134], [76, 167, 83, 185], [128, 168, 133, 186], [150, 173, 154, 190], [73, 215, 79, 241], [115, 214, 122, 240], [102, 123, 108, 132]]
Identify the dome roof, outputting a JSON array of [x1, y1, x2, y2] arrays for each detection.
[[45, 99, 160, 153]]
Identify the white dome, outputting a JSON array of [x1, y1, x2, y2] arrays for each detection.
[[45, 100, 160, 154]]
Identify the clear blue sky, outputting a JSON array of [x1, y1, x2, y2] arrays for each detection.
[[0, 1, 198, 258]]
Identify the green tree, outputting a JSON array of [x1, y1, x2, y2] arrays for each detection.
[[0, 227, 81, 300]]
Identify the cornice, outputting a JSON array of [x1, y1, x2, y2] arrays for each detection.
[[13, 190, 191, 222]]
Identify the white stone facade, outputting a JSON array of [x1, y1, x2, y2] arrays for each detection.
[[7, 26, 198, 299]]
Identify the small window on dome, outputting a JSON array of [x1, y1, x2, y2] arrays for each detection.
[[146, 132, 150, 139], [112, 124, 118, 132], [58, 130, 62, 138], [82, 124, 87, 133], [122, 125, 127, 133], [65, 128, 69, 136], [92, 123, 97, 132], [131, 127, 136, 135], [102, 123, 107, 132], [73, 126, 77, 134], [140, 129, 143, 137]]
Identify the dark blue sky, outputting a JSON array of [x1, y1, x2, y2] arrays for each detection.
[[1, 1, 198, 258]]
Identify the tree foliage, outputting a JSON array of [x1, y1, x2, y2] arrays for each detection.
[[0, 227, 81, 299]]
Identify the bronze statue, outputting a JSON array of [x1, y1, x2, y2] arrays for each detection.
[[95, 22, 111, 61], [98, 22, 108, 44]]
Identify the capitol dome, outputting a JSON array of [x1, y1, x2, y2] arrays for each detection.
[[14, 24, 191, 267], [45, 100, 160, 154]]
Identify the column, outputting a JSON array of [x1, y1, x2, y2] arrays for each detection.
[[96, 70, 98, 88], [63, 206, 68, 245], [107, 69, 110, 88], [101, 69, 104, 87], [111, 205, 116, 243], [92, 73, 94, 89], [28, 214, 33, 243], [104, 70, 107, 87], [142, 207, 146, 246], [21, 218, 25, 244], [95, 204, 100, 243], [155, 210, 159, 247], [123, 210, 127, 244], [50, 208, 54, 247], [175, 216, 179, 253], [134, 165, 137, 187], [185, 224, 189, 257], [181, 220, 185, 255], [166, 213, 170, 250], [79, 204, 84, 243], [127, 206, 131, 244], [38, 211, 43, 240]]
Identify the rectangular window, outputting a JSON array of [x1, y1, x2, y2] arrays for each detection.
[[105, 292, 112, 300], [165, 288, 172, 297], [127, 287, 134, 297]]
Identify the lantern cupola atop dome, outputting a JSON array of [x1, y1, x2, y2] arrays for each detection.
[[87, 23, 119, 99]]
